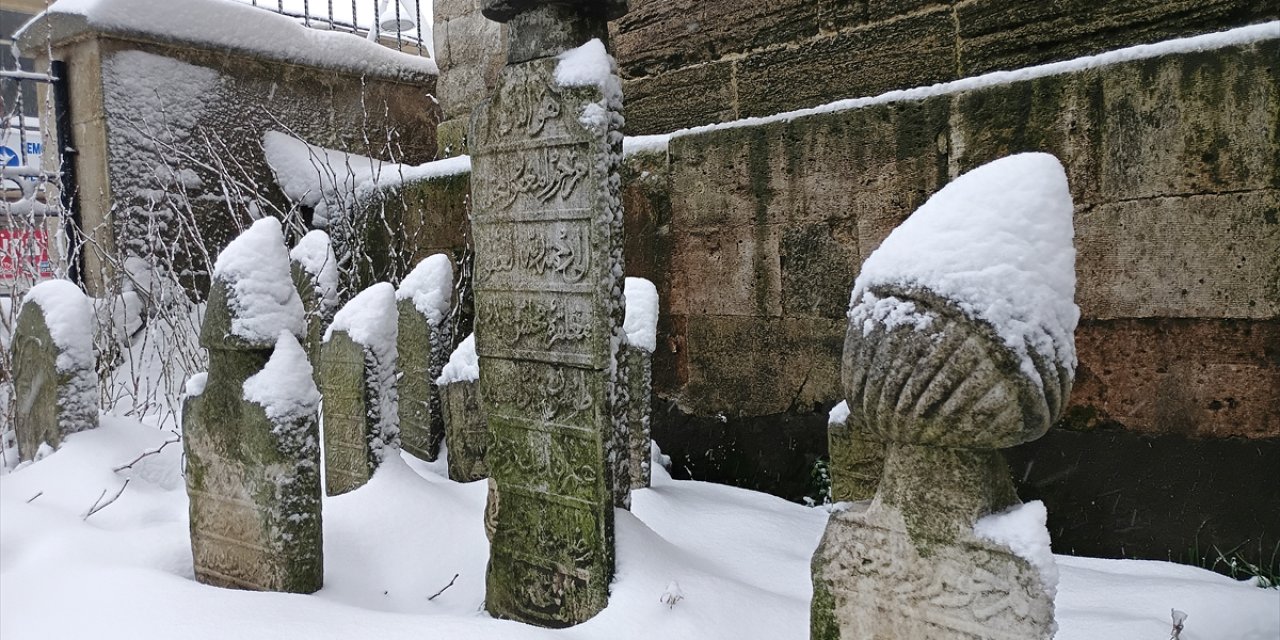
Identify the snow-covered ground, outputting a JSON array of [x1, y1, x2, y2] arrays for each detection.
[[1, 417, 1275, 639]]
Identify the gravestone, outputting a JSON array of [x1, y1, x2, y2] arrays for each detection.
[[811, 154, 1076, 639], [396, 255, 455, 461], [290, 230, 340, 361], [621, 277, 658, 490], [11, 280, 99, 460], [470, 0, 628, 626], [438, 333, 489, 482], [183, 217, 323, 593], [320, 282, 400, 496]]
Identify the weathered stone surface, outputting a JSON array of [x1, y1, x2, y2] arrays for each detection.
[[611, 0, 822, 78], [397, 298, 451, 461], [814, 282, 1069, 639], [441, 379, 490, 481], [12, 296, 98, 460], [436, 11, 507, 122], [735, 9, 955, 120], [184, 237, 323, 594], [470, 49, 625, 626], [957, 0, 1279, 77], [826, 407, 883, 503], [320, 331, 391, 496], [621, 61, 737, 136], [621, 345, 652, 489]]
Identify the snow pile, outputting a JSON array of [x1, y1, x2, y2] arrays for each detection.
[[2, 419, 1277, 640], [827, 400, 850, 426], [849, 153, 1078, 383], [184, 372, 208, 398], [396, 255, 453, 326], [263, 131, 470, 226], [212, 217, 305, 344], [974, 500, 1060, 600], [555, 38, 620, 94], [437, 333, 477, 385], [243, 331, 320, 423], [22, 280, 95, 374], [623, 277, 659, 352], [289, 230, 340, 316], [21, 0, 436, 78]]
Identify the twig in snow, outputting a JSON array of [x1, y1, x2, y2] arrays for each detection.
[[83, 478, 130, 520], [113, 437, 181, 473], [25, 491, 42, 503], [428, 573, 460, 601], [1170, 609, 1188, 639]]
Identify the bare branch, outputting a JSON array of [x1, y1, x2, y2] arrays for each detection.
[[113, 436, 181, 473], [83, 478, 130, 520], [427, 573, 460, 601]]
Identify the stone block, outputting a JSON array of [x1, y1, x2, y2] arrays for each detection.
[[397, 298, 450, 461], [827, 408, 883, 502], [622, 345, 653, 489], [11, 287, 99, 460], [667, 224, 781, 318], [621, 61, 736, 135], [957, 0, 1280, 77], [1075, 191, 1280, 320], [441, 379, 489, 481], [320, 329, 397, 496], [735, 8, 955, 119], [1068, 318, 1280, 439], [437, 13, 507, 120], [611, 0, 821, 79], [780, 223, 860, 320]]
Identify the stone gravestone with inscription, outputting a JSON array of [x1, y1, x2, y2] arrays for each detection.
[[469, 0, 628, 627], [396, 255, 454, 461], [621, 277, 658, 490], [811, 154, 1076, 639], [183, 217, 323, 593], [438, 333, 489, 482], [320, 282, 400, 496], [11, 280, 99, 461], [290, 230, 340, 362]]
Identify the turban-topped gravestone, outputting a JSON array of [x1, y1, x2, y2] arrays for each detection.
[[811, 153, 1078, 640]]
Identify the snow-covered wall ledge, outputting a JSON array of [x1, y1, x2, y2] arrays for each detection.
[[16, 0, 437, 82]]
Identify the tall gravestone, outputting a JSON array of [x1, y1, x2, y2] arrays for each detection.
[[811, 154, 1076, 639], [183, 217, 323, 593], [621, 277, 658, 490], [396, 255, 454, 461], [320, 282, 400, 496], [469, 0, 628, 626], [438, 333, 489, 482], [11, 280, 99, 461]]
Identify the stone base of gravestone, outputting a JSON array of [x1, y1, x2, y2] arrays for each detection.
[[811, 499, 1053, 640], [12, 298, 98, 461], [827, 412, 884, 503], [398, 298, 448, 462], [621, 345, 651, 490], [320, 332, 376, 496], [441, 379, 488, 482], [184, 358, 323, 593]]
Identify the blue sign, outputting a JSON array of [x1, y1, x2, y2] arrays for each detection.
[[0, 146, 19, 167]]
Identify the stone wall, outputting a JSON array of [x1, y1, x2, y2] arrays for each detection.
[[21, 9, 439, 296], [384, 36, 1280, 569], [612, 0, 1279, 134]]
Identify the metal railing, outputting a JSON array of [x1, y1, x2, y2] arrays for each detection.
[[240, 0, 431, 58]]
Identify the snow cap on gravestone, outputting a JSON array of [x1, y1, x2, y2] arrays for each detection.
[[206, 217, 305, 349]]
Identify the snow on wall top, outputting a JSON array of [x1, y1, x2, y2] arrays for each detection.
[[212, 217, 305, 343], [396, 254, 453, 326], [263, 130, 470, 226], [289, 230, 340, 315], [243, 331, 321, 423], [623, 277, 658, 352], [20, 0, 437, 79], [22, 280, 95, 374], [325, 282, 398, 352], [850, 153, 1078, 384], [437, 333, 477, 385]]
